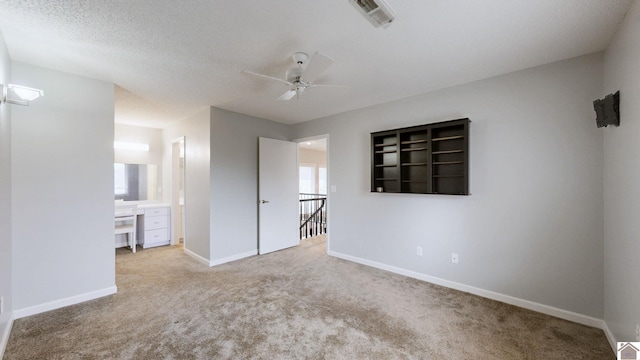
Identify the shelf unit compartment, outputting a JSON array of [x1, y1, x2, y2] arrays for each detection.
[[432, 176, 465, 195], [400, 149, 428, 168], [430, 121, 468, 195], [400, 129, 428, 156], [371, 131, 400, 192], [432, 164, 463, 177], [372, 118, 470, 195], [373, 173, 399, 192], [401, 166, 428, 193], [399, 127, 429, 193]]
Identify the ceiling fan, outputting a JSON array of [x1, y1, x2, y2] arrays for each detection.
[[242, 51, 345, 101]]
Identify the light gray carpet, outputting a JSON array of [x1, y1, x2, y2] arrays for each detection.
[[4, 236, 613, 359]]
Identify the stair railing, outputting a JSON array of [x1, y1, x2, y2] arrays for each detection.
[[299, 193, 327, 239]]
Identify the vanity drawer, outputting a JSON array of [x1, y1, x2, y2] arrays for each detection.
[[144, 207, 168, 216], [145, 228, 168, 243], [130, 205, 171, 249], [144, 215, 168, 230]]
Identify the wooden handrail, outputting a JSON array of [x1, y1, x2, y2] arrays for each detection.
[[299, 198, 325, 230], [299, 194, 327, 239], [299, 197, 326, 202]]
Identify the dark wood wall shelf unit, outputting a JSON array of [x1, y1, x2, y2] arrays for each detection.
[[371, 118, 470, 195]]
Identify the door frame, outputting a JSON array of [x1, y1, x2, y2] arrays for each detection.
[[171, 137, 186, 247], [294, 134, 330, 251]]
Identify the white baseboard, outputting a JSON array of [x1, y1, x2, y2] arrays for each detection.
[[209, 250, 257, 267], [184, 248, 210, 266], [183, 248, 257, 267], [601, 321, 617, 353], [12, 286, 117, 320], [0, 317, 13, 360], [328, 250, 605, 329]]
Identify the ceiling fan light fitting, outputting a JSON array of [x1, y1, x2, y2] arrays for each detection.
[[292, 52, 309, 66]]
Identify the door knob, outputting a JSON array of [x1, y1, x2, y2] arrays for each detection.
[[261, 200, 270, 204]]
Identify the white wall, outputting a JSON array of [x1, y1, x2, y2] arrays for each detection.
[[602, 0, 640, 343], [162, 108, 211, 260], [209, 107, 290, 262], [0, 31, 12, 355], [292, 53, 605, 318], [161, 107, 290, 264], [299, 148, 326, 165], [299, 148, 327, 194], [114, 123, 163, 166], [11, 62, 115, 312]]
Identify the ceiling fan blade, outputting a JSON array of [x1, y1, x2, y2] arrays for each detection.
[[309, 83, 348, 88], [302, 52, 334, 82], [277, 89, 297, 101], [240, 70, 292, 86]]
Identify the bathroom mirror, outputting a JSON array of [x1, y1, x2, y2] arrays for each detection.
[[114, 163, 158, 201]]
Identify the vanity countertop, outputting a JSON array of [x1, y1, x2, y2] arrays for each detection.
[[138, 202, 170, 209], [115, 201, 170, 209]]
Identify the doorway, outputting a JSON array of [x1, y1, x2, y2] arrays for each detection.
[[171, 137, 185, 248], [296, 135, 329, 248]]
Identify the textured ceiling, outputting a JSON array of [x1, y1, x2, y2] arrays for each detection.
[[0, 1, 632, 128], [299, 138, 327, 152]]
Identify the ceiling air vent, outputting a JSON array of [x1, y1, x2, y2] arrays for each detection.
[[349, 0, 395, 28]]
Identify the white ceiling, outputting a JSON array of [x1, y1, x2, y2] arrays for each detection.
[[0, 1, 632, 128], [299, 138, 327, 152]]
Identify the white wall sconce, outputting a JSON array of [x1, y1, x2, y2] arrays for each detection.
[[1, 83, 45, 106], [114, 141, 150, 152]]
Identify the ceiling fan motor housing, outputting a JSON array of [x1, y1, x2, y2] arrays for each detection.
[[286, 52, 309, 82]]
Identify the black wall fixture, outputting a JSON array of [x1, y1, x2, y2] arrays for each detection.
[[593, 91, 620, 128]]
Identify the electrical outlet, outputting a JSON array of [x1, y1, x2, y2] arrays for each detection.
[[451, 253, 459, 264], [635, 323, 640, 342], [417, 246, 423, 256]]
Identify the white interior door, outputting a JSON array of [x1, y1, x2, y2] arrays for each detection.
[[258, 137, 299, 254]]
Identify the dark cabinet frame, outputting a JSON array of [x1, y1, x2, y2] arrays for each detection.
[[371, 118, 470, 195]]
